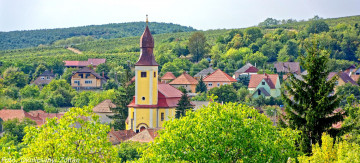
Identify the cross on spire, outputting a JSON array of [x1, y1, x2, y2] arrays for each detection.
[[146, 14, 148, 26]]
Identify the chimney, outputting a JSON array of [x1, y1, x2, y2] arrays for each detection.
[[102, 71, 105, 78]]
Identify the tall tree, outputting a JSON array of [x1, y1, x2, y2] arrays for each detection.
[[280, 43, 343, 154], [188, 32, 208, 62], [175, 89, 193, 118], [195, 76, 207, 93]]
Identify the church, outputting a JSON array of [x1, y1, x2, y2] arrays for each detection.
[[126, 20, 183, 133]]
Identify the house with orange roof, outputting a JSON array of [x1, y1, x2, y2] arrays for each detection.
[[108, 129, 137, 145], [127, 128, 162, 143], [92, 99, 116, 124], [248, 74, 281, 98], [203, 69, 237, 90], [0, 109, 63, 131], [169, 72, 198, 93], [160, 72, 176, 83]]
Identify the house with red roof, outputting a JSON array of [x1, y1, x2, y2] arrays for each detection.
[[169, 72, 198, 93], [108, 129, 137, 145], [248, 74, 281, 98], [203, 69, 237, 90], [127, 128, 162, 143], [233, 63, 259, 79], [160, 72, 176, 83], [64, 58, 106, 69], [0, 109, 63, 130]]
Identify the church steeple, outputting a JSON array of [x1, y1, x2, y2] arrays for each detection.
[[135, 16, 158, 66]]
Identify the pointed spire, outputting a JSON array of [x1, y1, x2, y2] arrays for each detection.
[[146, 14, 148, 26], [135, 15, 158, 66]]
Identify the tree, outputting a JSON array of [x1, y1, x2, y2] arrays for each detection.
[[244, 27, 263, 43], [336, 83, 360, 106], [175, 89, 193, 118], [243, 51, 268, 68], [140, 102, 301, 162], [2, 67, 28, 88], [21, 99, 44, 112], [62, 68, 78, 83], [195, 76, 207, 93], [307, 20, 330, 34], [95, 63, 110, 76], [237, 87, 249, 102], [341, 98, 360, 144], [188, 32, 208, 62], [208, 84, 238, 103], [71, 91, 94, 108], [2, 118, 36, 143], [40, 79, 77, 107], [20, 106, 119, 162], [281, 43, 343, 154], [117, 141, 148, 162], [32, 64, 47, 80], [20, 85, 40, 99], [298, 133, 360, 162]]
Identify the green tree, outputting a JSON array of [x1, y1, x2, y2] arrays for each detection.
[[237, 87, 249, 102], [71, 91, 94, 107], [32, 64, 47, 80], [298, 133, 360, 162], [109, 84, 134, 130], [20, 106, 119, 162], [336, 83, 360, 106], [281, 43, 343, 154], [307, 20, 330, 34], [62, 68, 77, 83], [40, 79, 77, 107], [95, 63, 110, 76], [2, 67, 28, 88], [117, 141, 148, 162], [243, 51, 268, 68], [21, 99, 44, 112], [208, 84, 237, 103], [20, 85, 40, 99], [175, 89, 193, 118], [140, 102, 301, 162], [341, 98, 360, 144], [244, 27, 263, 43], [195, 76, 207, 93], [188, 32, 208, 62], [2, 118, 36, 143]]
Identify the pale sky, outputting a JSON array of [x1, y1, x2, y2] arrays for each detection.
[[1, 0, 359, 32]]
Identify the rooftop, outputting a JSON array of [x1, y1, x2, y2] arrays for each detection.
[[203, 69, 237, 82]]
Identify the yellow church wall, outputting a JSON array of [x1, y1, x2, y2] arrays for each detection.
[[137, 70, 150, 105], [152, 71, 158, 104], [135, 109, 151, 129]]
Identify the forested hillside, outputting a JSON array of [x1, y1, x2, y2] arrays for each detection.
[[0, 22, 196, 50]]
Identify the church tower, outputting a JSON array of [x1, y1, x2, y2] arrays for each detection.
[[134, 18, 158, 105], [126, 17, 184, 133]]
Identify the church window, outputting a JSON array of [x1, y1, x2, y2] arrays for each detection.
[[142, 97, 146, 101], [161, 113, 164, 121], [141, 72, 147, 77]]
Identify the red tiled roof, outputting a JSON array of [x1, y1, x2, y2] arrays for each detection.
[[0, 109, 27, 121], [108, 129, 137, 145], [248, 74, 279, 89], [93, 99, 116, 113], [127, 128, 162, 143], [169, 72, 198, 85], [161, 72, 176, 80], [72, 67, 106, 80], [245, 66, 259, 73], [203, 69, 237, 82], [127, 83, 183, 108], [64, 58, 106, 67], [0, 109, 63, 126]]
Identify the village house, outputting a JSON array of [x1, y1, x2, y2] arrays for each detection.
[[64, 58, 106, 69], [126, 23, 186, 133], [233, 63, 259, 79], [194, 67, 215, 80], [203, 69, 237, 90], [127, 128, 161, 143], [71, 67, 108, 90], [92, 99, 116, 124], [328, 72, 358, 92], [31, 70, 55, 87], [169, 72, 198, 93], [160, 72, 176, 83], [248, 74, 281, 98], [0, 109, 63, 132], [108, 129, 137, 145], [274, 62, 301, 74]]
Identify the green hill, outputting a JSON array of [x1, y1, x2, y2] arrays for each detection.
[[0, 22, 196, 50]]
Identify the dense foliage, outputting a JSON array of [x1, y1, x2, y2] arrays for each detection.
[[140, 102, 301, 162], [0, 22, 195, 50]]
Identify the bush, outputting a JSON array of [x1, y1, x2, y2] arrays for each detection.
[[21, 99, 44, 112]]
